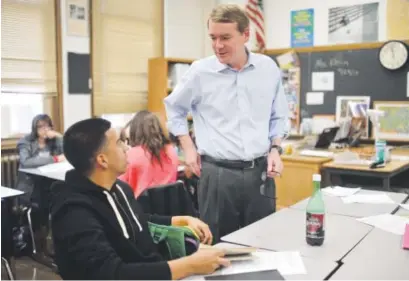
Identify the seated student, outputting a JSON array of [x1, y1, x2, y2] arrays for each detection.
[[17, 114, 65, 202], [119, 110, 179, 198], [51, 118, 229, 280], [16, 114, 65, 261]]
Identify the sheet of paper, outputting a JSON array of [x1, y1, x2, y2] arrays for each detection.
[[342, 193, 396, 204], [306, 92, 324, 105], [299, 150, 334, 158], [38, 161, 73, 173], [219, 251, 306, 276], [0, 186, 24, 198], [357, 214, 409, 235], [312, 71, 334, 91], [322, 186, 361, 197], [400, 204, 409, 211], [391, 154, 409, 161]]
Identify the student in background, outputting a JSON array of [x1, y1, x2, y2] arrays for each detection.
[[119, 110, 179, 198], [16, 113, 65, 261]]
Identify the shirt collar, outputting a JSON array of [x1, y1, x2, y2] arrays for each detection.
[[214, 48, 256, 72]]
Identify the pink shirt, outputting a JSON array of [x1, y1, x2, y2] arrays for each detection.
[[119, 144, 179, 198]]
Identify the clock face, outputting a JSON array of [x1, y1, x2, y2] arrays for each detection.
[[379, 41, 409, 70]]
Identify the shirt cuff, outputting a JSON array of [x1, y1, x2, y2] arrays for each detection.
[[167, 120, 189, 136]]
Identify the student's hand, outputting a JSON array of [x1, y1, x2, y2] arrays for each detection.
[[188, 248, 230, 275], [46, 130, 62, 139], [57, 154, 66, 162], [171, 216, 213, 245], [267, 149, 283, 178], [186, 217, 212, 245]]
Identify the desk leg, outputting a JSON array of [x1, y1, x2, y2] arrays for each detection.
[[383, 177, 391, 191]]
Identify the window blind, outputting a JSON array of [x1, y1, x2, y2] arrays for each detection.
[[1, 0, 57, 95], [92, 0, 163, 115]]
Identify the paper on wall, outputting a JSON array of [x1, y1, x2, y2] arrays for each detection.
[[306, 92, 324, 105], [312, 71, 334, 91]]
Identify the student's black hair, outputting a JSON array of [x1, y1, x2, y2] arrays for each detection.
[[63, 118, 111, 175], [30, 114, 53, 140]]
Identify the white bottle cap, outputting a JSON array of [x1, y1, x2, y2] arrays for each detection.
[[313, 174, 321, 182]]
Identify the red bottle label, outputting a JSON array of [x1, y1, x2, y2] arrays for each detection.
[[306, 213, 325, 239]]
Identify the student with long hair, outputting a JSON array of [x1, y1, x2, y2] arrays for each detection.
[[16, 114, 65, 262], [119, 111, 179, 198]]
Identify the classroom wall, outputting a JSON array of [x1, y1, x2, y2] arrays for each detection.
[[60, 0, 92, 131], [217, 0, 388, 50], [164, 0, 216, 59], [387, 0, 409, 40]]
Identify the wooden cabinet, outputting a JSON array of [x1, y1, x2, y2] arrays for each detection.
[[147, 57, 194, 128], [275, 155, 332, 210]]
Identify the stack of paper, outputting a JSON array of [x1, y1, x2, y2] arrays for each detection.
[[391, 155, 409, 161], [299, 150, 334, 158], [357, 214, 409, 235], [219, 251, 306, 276], [341, 193, 396, 204], [322, 186, 361, 197]]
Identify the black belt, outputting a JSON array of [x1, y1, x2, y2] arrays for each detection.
[[201, 155, 265, 169]]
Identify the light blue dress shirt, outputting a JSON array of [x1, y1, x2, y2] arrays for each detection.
[[164, 51, 290, 161]]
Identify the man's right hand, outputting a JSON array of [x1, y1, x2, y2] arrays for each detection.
[[184, 147, 201, 176], [188, 249, 230, 275], [169, 248, 230, 279]]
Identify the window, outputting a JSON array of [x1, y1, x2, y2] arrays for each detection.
[[92, 0, 163, 115], [1, 0, 58, 139], [1, 93, 44, 138]]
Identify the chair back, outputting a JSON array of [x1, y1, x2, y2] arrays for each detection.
[[137, 181, 197, 217]]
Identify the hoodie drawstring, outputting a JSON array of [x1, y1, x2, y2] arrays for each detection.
[[103, 191, 130, 239], [116, 184, 143, 231]]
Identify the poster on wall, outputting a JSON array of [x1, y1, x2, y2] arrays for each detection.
[[328, 2, 379, 44], [291, 8, 314, 47], [66, 0, 89, 37], [276, 51, 301, 134]]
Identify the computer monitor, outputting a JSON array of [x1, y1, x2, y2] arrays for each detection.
[[314, 126, 340, 149]]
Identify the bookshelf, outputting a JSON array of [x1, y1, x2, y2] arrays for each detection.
[[147, 57, 194, 131]]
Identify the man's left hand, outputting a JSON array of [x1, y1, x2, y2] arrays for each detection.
[[172, 216, 213, 245], [267, 149, 283, 178]]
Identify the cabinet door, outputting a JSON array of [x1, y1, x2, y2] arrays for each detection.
[[275, 161, 321, 210]]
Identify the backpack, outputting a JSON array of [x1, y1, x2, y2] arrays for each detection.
[[148, 222, 200, 260]]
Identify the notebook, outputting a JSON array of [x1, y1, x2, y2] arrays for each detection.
[[205, 269, 285, 280], [403, 224, 409, 250]]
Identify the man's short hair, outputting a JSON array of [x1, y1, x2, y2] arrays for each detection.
[[63, 118, 111, 175], [208, 4, 249, 33]]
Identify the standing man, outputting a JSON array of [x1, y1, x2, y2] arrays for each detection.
[[164, 4, 289, 243]]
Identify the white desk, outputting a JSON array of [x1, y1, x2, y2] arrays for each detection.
[[0, 186, 24, 198], [185, 242, 338, 280], [331, 208, 409, 280], [221, 208, 373, 262], [20, 167, 66, 181], [397, 204, 409, 216], [291, 189, 407, 218], [21, 164, 186, 181]]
